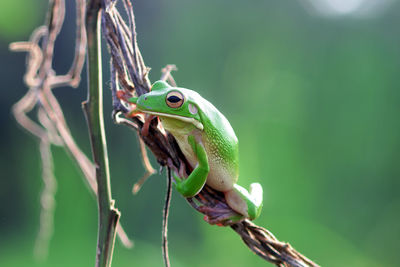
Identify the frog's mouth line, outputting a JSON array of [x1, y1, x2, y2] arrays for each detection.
[[138, 110, 204, 130]]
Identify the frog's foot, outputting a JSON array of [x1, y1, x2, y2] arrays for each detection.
[[141, 114, 156, 136], [172, 170, 202, 198], [172, 135, 209, 198], [225, 183, 263, 220], [116, 90, 133, 102], [172, 172, 185, 193]]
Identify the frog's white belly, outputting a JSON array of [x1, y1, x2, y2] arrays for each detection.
[[175, 135, 236, 192]]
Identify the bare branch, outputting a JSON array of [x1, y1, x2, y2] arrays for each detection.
[[160, 65, 178, 87], [162, 168, 173, 267], [84, 0, 120, 266], [131, 138, 156, 194], [34, 125, 57, 260]]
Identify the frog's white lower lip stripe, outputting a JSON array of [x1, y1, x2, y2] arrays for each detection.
[[140, 110, 204, 130]]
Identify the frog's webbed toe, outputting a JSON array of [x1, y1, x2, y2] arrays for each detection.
[[225, 189, 249, 217], [225, 183, 263, 220]]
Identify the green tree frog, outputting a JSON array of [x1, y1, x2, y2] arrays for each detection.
[[127, 81, 263, 221]]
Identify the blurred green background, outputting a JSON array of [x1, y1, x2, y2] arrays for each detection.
[[1, 0, 399, 266]]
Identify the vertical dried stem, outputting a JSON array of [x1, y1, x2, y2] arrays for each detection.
[[162, 168, 173, 267], [83, 0, 120, 266], [34, 137, 57, 259]]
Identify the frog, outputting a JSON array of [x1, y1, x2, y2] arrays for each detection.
[[126, 81, 263, 222]]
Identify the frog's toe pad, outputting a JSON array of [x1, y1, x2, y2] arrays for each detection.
[[249, 183, 263, 207], [225, 190, 249, 218]]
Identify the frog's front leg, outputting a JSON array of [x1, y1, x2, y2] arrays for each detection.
[[174, 135, 209, 197], [225, 183, 263, 220]]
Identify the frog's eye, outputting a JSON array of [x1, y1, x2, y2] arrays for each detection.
[[166, 91, 184, 108]]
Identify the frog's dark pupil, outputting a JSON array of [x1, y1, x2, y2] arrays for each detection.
[[167, 96, 181, 103]]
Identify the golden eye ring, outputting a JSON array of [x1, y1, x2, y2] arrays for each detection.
[[166, 91, 184, 108]]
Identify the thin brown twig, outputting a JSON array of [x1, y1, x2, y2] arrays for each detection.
[[34, 136, 57, 260], [162, 168, 173, 267], [160, 64, 178, 87], [131, 138, 156, 194]]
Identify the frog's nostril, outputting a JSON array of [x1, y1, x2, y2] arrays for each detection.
[[144, 96, 148, 101]]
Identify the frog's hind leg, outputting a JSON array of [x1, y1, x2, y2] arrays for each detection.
[[173, 135, 210, 197], [225, 183, 263, 220]]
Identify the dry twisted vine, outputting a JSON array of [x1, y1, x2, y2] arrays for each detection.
[[101, 0, 319, 266], [10, 0, 132, 260]]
